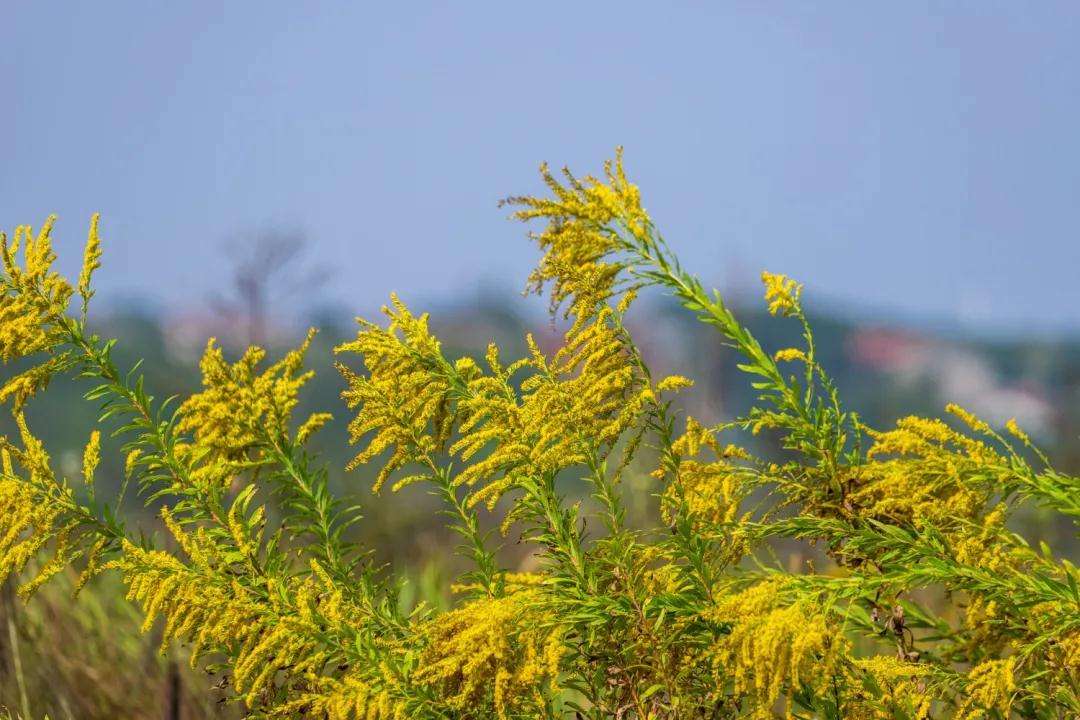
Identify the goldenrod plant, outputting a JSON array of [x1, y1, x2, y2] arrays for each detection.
[[1, 151, 1078, 718]]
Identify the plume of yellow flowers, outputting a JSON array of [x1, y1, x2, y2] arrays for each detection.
[[853, 655, 933, 720], [110, 514, 370, 710], [0, 216, 106, 409], [709, 580, 844, 715], [415, 587, 564, 719], [452, 307, 653, 509], [0, 416, 87, 599], [760, 270, 803, 317], [334, 294, 455, 491], [659, 417, 748, 530], [957, 657, 1016, 719], [81, 429, 101, 497], [0, 474, 63, 589], [77, 213, 103, 314], [853, 413, 1007, 529], [503, 147, 648, 316], [0, 354, 70, 410], [0, 217, 73, 363], [175, 329, 322, 486], [284, 673, 406, 720]]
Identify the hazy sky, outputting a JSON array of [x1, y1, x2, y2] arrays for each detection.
[[3, 3, 1079, 332]]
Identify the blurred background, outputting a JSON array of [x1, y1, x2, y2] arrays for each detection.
[[2, 3, 1079, 718]]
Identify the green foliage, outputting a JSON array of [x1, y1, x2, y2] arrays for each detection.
[[0, 153, 1077, 718]]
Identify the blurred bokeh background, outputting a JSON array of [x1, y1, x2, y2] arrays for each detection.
[[2, 3, 1079, 718]]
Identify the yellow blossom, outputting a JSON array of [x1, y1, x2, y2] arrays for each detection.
[[709, 580, 843, 714], [82, 430, 101, 492], [297, 412, 333, 445], [1005, 417, 1030, 444], [124, 448, 142, 477], [760, 271, 802, 317], [176, 329, 320, 485], [661, 417, 747, 529], [415, 589, 563, 719], [946, 403, 992, 435], [335, 294, 455, 491], [451, 307, 651, 508], [0, 355, 69, 410], [0, 217, 76, 363], [504, 148, 649, 317], [959, 657, 1016, 718], [773, 347, 807, 363], [657, 374, 694, 392], [77, 212, 103, 311], [854, 655, 933, 719]]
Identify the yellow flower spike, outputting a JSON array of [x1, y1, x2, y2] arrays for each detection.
[[13, 411, 54, 482], [124, 448, 142, 477], [335, 296, 455, 486], [708, 580, 844, 715], [415, 590, 562, 718], [0, 355, 68, 410], [0, 217, 80, 364], [760, 270, 803, 317], [296, 412, 333, 445], [74, 536, 110, 596], [503, 149, 649, 318], [961, 657, 1016, 717], [177, 330, 319, 484], [773, 347, 807, 363], [1005, 417, 1030, 444], [77, 213, 103, 312], [82, 429, 101, 494], [615, 287, 638, 314], [946, 403, 992, 434], [656, 374, 694, 392]]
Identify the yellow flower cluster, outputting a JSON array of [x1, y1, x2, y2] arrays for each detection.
[[1005, 417, 1030, 444], [655, 374, 694, 392], [958, 657, 1016, 718], [946, 403, 992, 435], [773, 347, 808, 364], [3, 160, 1078, 718], [415, 588, 563, 719], [953, 505, 1013, 573], [504, 147, 649, 315], [853, 414, 1007, 528], [335, 294, 454, 491], [853, 655, 932, 719], [709, 580, 843, 714], [0, 216, 106, 410], [286, 673, 405, 720], [1055, 631, 1080, 685], [175, 329, 321, 486], [1021, 603, 1079, 691], [82, 430, 101, 489], [659, 417, 748, 530], [452, 307, 652, 508], [0, 474, 62, 588], [77, 213, 103, 312], [0, 355, 69, 410], [760, 271, 803, 317], [0, 217, 71, 362], [112, 513, 369, 709], [961, 595, 1007, 658], [0, 416, 79, 597]]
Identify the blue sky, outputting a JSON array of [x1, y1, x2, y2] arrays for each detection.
[[3, 3, 1079, 332]]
